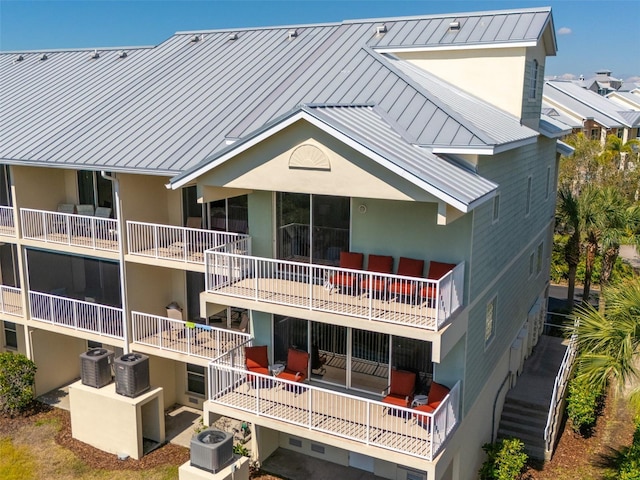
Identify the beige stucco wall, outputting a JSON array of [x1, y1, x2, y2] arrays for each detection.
[[178, 456, 250, 480], [11, 166, 71, 210], [31, 329, 86, 395], [69, 381, 165, 460], [126, 262, 184, 317], [197, 122, 440, 204], [147, 354, 178, 408], [118, 172, 180, 225], [396, 47, 527, 118]]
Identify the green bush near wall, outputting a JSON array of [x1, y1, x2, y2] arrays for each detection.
[[617, 420, 640, 479], [478, 437, 528, 480], [566, 372, 604, 436], [0, 352, 37, 415]]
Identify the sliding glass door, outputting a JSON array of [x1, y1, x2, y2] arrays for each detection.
[[276, 192, 349, 265]]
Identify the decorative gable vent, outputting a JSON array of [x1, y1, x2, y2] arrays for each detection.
[[289, 144, 330, 170], [449, 21, 461, 31]]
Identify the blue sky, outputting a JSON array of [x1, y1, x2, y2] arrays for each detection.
[[1, 0, 638, 80]]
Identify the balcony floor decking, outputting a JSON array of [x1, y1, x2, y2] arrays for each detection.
[[129, 243, 204, 263], [210, 277, 438, 329], [212, 378, 436, 459], [134, 326, 247, 359], [27, 231, 118, 251]]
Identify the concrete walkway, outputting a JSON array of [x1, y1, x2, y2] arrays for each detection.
[[507, 335, 569, 407]]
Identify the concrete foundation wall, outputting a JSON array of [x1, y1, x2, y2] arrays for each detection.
[[31, 329, 85, 396]]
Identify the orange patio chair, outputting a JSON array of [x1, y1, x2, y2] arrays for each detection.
[[413, 381, 451, 428], [360, 254, 394, 297], [245, 345, 270, 385], [278, 348, 310, 383], [388, 257, 425, 300], [381, 368, 416, 410], [419, 261, 456, 305], [330, 251, 364, 294]]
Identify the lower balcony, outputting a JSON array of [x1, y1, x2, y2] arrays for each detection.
[[0, 285, 23, 317], [29, 291, 124, 339], [208, 348, 460, 462], [131, 311, 251, 360], [21, 208, 118, 252], [205, 250, 464, 332]]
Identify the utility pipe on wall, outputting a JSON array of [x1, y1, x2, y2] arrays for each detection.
[[100, 171, 130, 354]]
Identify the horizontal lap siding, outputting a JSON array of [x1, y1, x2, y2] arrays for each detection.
[[463, 138, 557, 414]]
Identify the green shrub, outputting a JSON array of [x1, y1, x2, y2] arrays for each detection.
[[478, 437, 528, 480], [0, 352, 37, 415], [566, 372, 603, 436], [233, 442, 249, 457], [618, 421, 640, 479]]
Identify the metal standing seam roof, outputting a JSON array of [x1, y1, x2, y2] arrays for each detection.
[[607, 91, 640, 110], [544, 80, 634, 128], [540, 101, 582, 128], [1, 7, 555, 178]]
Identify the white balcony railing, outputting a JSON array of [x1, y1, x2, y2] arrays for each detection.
[[132, 311, 251, 360], [544, 334, 578, 452], [126, 221, 251, 264], [29, 291, 124, 339], [206, 246, 464, 331], [20, 208, 118, 252], [0, 286, 22, 316], [208, 347, 460, 461], [0, 206, 16, 237]]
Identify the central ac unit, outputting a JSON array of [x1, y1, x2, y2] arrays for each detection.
[[80, 348, 113, 388], [114, 353, 150, 397], [190, 430, 234, 473]]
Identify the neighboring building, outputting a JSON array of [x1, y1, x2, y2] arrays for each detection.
[[543, 79, 640, 143], [607, 89, 640, 111], [582, 69, 623, 96], [0, 7, 561, 479]]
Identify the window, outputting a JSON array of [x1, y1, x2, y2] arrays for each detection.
[[590, 128, 599, 140], [529, 252, 535, 277], [77, 171, 114, 212], [525, 176, 532, 216], [528, 59, 538, 99], [492, 194, 500, 223], [545, 166, 551, 200], [186, 363, 206, 396], [485, 297, 497, 346], [3, 321, 17, 349], [0, 165, 11, 207], [536, 242, 544, 274], [87, 340, 102, 349]]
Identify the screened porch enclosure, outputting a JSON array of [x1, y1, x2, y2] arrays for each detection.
[[273, 316, 433, 395]]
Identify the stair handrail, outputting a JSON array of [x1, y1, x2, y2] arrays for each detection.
[[544, 334, 578, 453]]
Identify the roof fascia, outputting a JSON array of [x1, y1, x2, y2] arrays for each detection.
[[171, 109, 475, 213], [373, 41, 537, 54], [431, 136, 537, 155], [0, 157, 175, 176], [539, 125, 572, 139], [546, 83, 629, 128], [557, 141, 574, 156]]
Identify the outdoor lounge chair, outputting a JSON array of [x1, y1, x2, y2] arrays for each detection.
[[75, 204, 95, 216], [330, 251, 363, 294], [388, 257, 425, 300], [245, 345, 270, 386], [419, 261, 457, 305], [413, 381, 451, 429], [95, 207, 112, 218], [278, 348, 309, 383], [360, 254, 394, 297], [57, 203, 75, 214], [381, 368, 416, 410]]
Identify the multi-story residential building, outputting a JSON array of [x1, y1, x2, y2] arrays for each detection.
[[543, 79, 640, 144], [1, 7, 562, 479]]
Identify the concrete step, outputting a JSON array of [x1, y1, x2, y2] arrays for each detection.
[[497, 429, 545, 450], [500, 409, 547, 428], [523, 444, 546, 461], [498, 420, 545, 442], [504, 396, 549, 414]]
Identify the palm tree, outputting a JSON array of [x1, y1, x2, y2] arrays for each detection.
[[572, 277, 640, 393], [556, 188, 581, 309], [579, 187, 602, 305], [597, 188, 630, 291]]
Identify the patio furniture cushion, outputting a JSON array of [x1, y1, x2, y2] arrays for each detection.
[[330, 252, 364, 290], [420, 261, 457, 300], [389, 257, 425, 296], [413, 381, 451, 414], [382, 369, 416, 408], [245, 345, 269, 375], [280, 348, 309, 383], [360, 254, 394, 293]]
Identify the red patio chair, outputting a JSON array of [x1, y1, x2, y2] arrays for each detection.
[[278, 348, 310, 383], [330, 251, 364, 294], [413, 381, 451, 428], [245, 345, 269, 385], [388, 257, 425, 300], [360, 254, 394, 297], [419, 261, 456, 305], [381, 368, 416, 410]]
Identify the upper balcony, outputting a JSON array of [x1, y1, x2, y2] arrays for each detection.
[[204, 240, 464, 333], [126, 221, 250, 269], [208, 346, 461, 462], [0, 206, 16, 238], [20, 208, 118, 253]]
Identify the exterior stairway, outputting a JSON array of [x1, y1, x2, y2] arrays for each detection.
[[497, 335, 570, 461]]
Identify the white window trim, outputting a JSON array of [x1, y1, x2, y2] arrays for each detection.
[[545, 166, 551, 200], [525, 176, 532, 217], [485, 296, 497, 349], [186, 363, 206, 397], [3, 321, 18, 350], [536, 242, 544, 276], [492, 193, 500, 224], [529, 251, 535, 278]]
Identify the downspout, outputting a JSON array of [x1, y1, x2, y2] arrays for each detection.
[[491, 372, 511, 441], [101, 171, 130, 354]]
